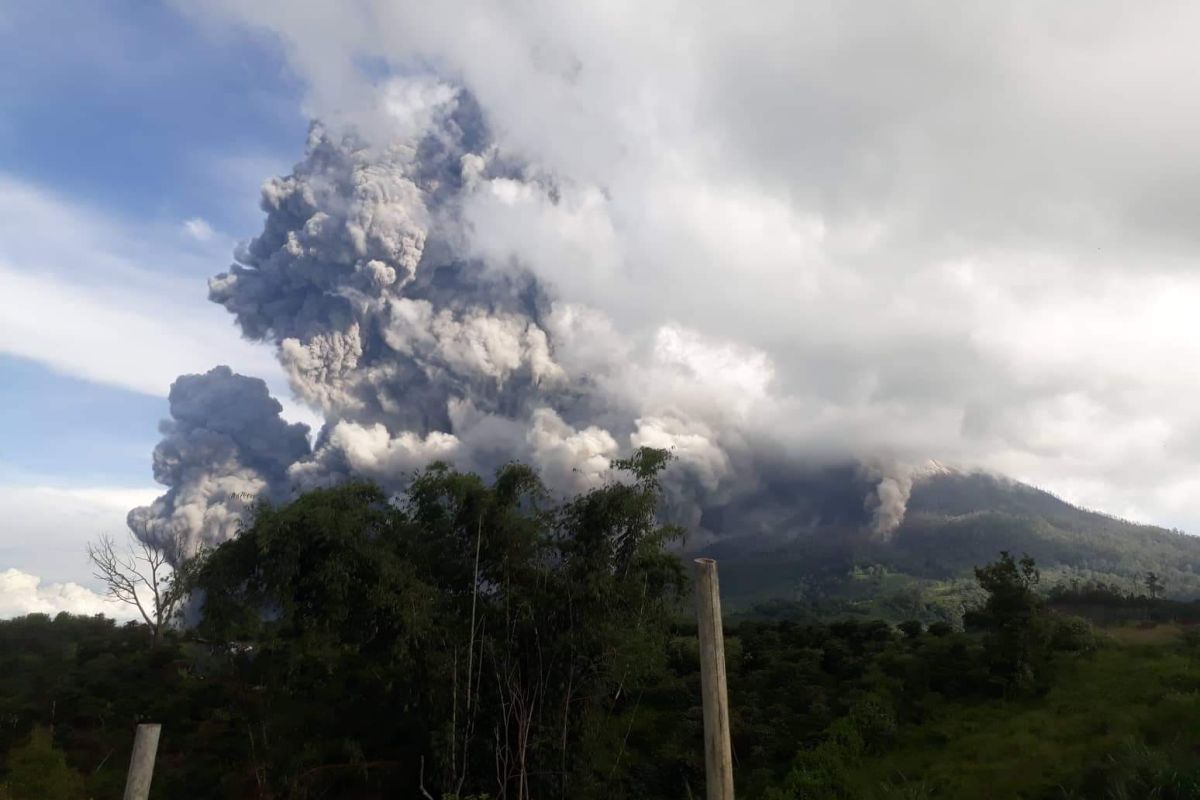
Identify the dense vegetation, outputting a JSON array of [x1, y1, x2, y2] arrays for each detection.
[[3, 455, 1200, 798], [710, 471, 1200, 617]]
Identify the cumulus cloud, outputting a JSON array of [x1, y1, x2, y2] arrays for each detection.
[[0, 568, 135, 620], [136, 0, 1200, 554], [0, 175, 289, 402], [0, 483, 160, 583]]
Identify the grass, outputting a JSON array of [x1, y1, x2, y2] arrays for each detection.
[[847, 633, 1200, 799], [1102, 622, 1186, 646]]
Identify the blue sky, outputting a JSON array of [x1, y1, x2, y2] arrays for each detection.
[[0, 1, 314, 606], [0, 354, 164, 484], [0, 1, 302, 231]]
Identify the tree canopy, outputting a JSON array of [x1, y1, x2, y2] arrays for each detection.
[[3, 454, 1199, 799], [185, 448, 686, 798]]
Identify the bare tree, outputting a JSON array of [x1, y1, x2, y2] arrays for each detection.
[[86, 532, 183, 645]]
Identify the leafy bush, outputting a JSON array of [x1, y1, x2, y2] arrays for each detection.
[[848, 693, 898, 754], [1069, 740, 1200, 800], [1050, 614, 1096, 654]]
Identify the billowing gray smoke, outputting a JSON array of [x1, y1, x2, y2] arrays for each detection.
[[860, 459, 917, 538], [127, 367, 311, 560], [129, 87, 918, 561]]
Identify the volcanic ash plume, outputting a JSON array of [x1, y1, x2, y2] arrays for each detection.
[[130, 85, 921, 560], [130, 89, 622, 560], [126, 367, 311, 561], [860, 459, 917, 537], [208, 96, 571, 439]]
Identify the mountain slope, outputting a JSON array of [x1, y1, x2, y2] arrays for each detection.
[[701, 470, 1200, 616]]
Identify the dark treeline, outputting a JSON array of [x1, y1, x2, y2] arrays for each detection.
[[2, 451, 1199, 798], [1045, 575, 1200, 626]]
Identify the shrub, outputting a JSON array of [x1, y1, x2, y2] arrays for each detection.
[[1072, 739, 1200, 800], [848, 693, 898, 754], [1050, 614, 1096, 654], [0, 727, 84, 800]]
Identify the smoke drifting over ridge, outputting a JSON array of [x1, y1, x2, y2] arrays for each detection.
[[128, 85, 917, 560]]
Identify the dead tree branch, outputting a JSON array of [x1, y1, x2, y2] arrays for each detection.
[[86, 532, 183, 644]]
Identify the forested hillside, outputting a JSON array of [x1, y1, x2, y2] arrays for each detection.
[[709, 471, 1200, 617], [4, 557, 1200, 798]]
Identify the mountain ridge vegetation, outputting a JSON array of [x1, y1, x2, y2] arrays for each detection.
[[4, 455, 1200, 798], [705, 470, 1200, 619]]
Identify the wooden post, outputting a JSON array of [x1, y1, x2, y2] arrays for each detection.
[[123, 723, 161, 800], [694, 558, 734, 800]]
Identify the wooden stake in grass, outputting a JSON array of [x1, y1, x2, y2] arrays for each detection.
[[694, 558, 734, 800], [123, 723, 161, 800]]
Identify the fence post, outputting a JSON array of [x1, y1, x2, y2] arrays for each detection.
[[694, 558, 734, 800], [123, 723, 161, 800]]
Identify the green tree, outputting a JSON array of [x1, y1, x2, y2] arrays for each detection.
[[969, 552, 1051, 692], [1144, 571, 1165, 601], [185, 447, 686, 799]]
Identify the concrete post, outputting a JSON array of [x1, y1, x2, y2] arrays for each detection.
[[123, 723, 161, 800], [694, 558, 734, 800]]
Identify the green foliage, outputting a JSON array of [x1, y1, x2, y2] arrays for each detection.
[[182, 447, 686, 798], [847, 638, 1200, 799], [967, 551, 1054, 692], [1145, 571, 1166, 601], [716, 472, 1200, 615], [927, 621, 952, 637], [1067, 739, 1200, 799], [1051, 614, 1097, 655], [0, 726, 84, 800], [0, 612, 205, 798], [5, 465, 1200, 800], [0, 449, 689, 799]]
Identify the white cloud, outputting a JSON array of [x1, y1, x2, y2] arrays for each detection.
[[161, 1, 1200, 533], [0, 568, 136, 620], [0, 175, 299, 409], [0, 483, 160, 586], [0, 263, 274, 396], [183, 216, 217, 242]]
